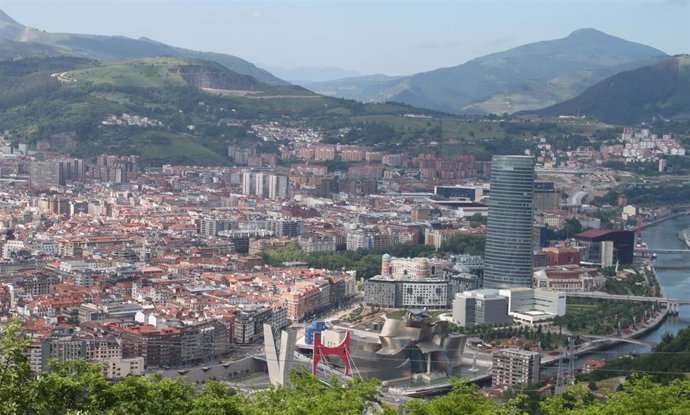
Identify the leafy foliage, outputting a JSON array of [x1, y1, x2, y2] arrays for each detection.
[[439, 234, 486, 256], [0, 318, 33, 415], [546, 218, 583, 242], [541, 377, 690, 415], [597, 182, 690, 207], [406, 379, 522, 415], [553, 298, 651, 335], [3, 320, 690, 414], [454, 323, 565, 351], [261, 238, 484, 280]]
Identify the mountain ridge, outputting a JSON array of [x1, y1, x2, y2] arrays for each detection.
[[0, 8, 287, 85], [521, 55, 690, 124], [264, 65, 363, 84], [308, 28, 668, 114], [0, 9, 20, 26]]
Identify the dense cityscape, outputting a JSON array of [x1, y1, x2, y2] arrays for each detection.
[[0, 2, 689, 414]]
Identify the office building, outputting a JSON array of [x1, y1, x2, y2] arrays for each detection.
[[30, 158, 84, 187], [573, 229, 635, 266], [297, 234, 336, 253], [434, 185, 486, 201], [241, 171, 289, 200], [533, 181, 560, 211], [269, 219, 304, 238], [542, 246, 581, 266], [484, 155, 535, 289], [499, 288, 566, 324], [267, 174, 289, 199], [452, 289, 512, 326], [365, 275, 449, 309], [198, 217, 235, 237], [234, 305, 276, 345], [533, 265, 605, 293], [492, 348, 540, 387], [365, 255, 479, 309]]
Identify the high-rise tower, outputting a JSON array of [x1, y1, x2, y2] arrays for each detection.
[[483, 155, 535, 289]]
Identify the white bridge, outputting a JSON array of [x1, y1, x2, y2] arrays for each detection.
[[635, 248, 690, 255], [580, 334, 657, 348]]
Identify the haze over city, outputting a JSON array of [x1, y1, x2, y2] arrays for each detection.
[[2, 0, 688, 75]]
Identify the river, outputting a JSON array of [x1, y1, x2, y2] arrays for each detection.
[[547, 215, 690, 369], [638, 215, 690, 341]]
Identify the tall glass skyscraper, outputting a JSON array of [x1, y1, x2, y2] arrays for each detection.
[[483, 155, 535, 289]]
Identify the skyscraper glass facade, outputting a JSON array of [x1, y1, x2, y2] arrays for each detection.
[[483, 155, 535, 288]]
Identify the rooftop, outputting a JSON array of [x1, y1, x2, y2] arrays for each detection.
[[574, 228, 631, 239]]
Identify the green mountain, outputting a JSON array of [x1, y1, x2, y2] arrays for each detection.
[[523, 55, 690, 124], [0, 55, 444, 166], [0, 38, 75, 60], [308, 29, 667, 114], [0, 9, 286, 85], [0, 55, 611, 167]]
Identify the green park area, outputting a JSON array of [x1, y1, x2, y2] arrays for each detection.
[[554, 299, 654, 336]]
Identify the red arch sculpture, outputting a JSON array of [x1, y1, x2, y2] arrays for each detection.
[[312, 330, 351, 376]]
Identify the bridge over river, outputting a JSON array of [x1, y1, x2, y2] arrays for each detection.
[[635, 248, 690, 255], [580, 335, 657, 348]]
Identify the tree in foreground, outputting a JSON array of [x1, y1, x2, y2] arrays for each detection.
[[540, 376, 690, 415], [4, 317, 690, 415], [244, 372, 392, 415], [405, 379, 527, 415]]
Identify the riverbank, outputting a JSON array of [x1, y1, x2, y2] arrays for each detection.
[[541, 309, 667, 367], [542, 261, 669, 367], [640, 210, 689, 230]]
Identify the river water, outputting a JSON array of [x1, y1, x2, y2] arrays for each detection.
[[561, 215, 690, 367], [638, 215, 690, 341]]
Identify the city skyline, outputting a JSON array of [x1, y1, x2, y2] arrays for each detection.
[[1, 0, 688, 75]]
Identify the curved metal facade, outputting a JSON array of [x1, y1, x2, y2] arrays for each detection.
[[484, 155, 535, 288]]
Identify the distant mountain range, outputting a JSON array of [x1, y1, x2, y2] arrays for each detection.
[[0, 9, 286, 85], [262, 66, 363, 84], [522, 55, 690, 124], [307, 29, 668, 114], [1, 7, 687, 127]]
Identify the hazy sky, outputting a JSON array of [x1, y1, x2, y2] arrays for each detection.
[[2, 0, 688, 75]]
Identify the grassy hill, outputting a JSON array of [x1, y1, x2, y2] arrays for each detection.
[[0, 38, 75, 60], [0, 8, 286, 85], [0, 55, 618, 166], [0, 56, 314, 165], [0, 56, 409, 166], [524, 55, 690, 124], [309, 29, 667, 115], [62, 57, 265, 91]]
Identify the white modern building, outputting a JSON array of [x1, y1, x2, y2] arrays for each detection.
[[499, 288, 566, 324], [452, 289, 512, 326], [241, 171, 289, 200]]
